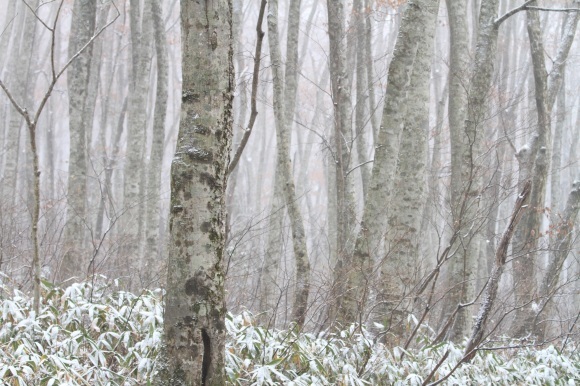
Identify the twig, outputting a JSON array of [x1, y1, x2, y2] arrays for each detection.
[[494, 0, 579, 26], [228, 0, 267, 174]]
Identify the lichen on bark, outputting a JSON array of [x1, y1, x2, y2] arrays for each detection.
[[157, 0, 233, 384]]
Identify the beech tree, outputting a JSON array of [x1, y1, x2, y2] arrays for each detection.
[[157, 0, 233, 384], [59, 0, 97, 283]]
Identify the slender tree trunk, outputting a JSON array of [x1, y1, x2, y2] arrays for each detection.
[[441, 0, 477, 341], [364, 0, 379, 143], [326, 0, 359, 327], [122, 0, 153, 274], [156, 0, 233, 384], [463, 181, 531, 362], [265, 0, 310, 327], [142, 0, 169, 284], [353, 0, 371, 199], [59, 0, 97, 283], [533, 182, 580, 340], [511, 3, 578, 336]]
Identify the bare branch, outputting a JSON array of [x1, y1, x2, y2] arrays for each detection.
[[33, 3, 120, 125], [0, 14, 15, 39], [346, 160, 374, 177], [0, 79, 33, 127], [50, 0, 65, 81], [228, 0, 267, 175], [21, 0, 53, 31], [526, 6, 580, 12], [495, 0, 535, 26], [495, 0, 579, 26]]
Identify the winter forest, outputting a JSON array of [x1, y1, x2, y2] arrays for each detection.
[[1, 0, 580, 384]]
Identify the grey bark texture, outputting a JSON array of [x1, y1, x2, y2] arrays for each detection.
[[142, 0, 169, 284], [59, 0, 97, 283], [511, 3, 578, 336], [335, 0, 438, 327], [380, 0, 438, 341], [156, 0, 233, 384], [122, 0, 153, 272], [264, 0, 310, 327], [326, 0, 357, 326], [441, 0, 478, 342], [534, 181, 580, 340]]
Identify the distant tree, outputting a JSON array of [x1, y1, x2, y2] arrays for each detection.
[[142, 0, 169, 284], [264, 0, 310, 328], [0, 0, 118, 313], [58, 0, 97, 283], [511, 2, 578, 336]]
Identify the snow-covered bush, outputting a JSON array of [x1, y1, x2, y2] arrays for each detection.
[[0, 275, 163, 385], [0, 276, 578, 385], [224, 312, 579, 385]]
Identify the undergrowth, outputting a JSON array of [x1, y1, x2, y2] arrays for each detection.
[[0, 275, 578, 385]]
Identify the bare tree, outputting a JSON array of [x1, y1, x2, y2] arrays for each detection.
[[157, 0, 233, 383], [0, 0, 118, 312]]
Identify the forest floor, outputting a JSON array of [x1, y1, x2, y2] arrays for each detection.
[[0, 276, 578, 385]]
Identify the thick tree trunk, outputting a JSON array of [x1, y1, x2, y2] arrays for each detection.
[[156, 0, 233, 384], [337, 0, 436, 327], [380, 0, 437, 340], [441, 0, 476, 342]]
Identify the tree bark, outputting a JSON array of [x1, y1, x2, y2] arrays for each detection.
[[156, 0, 233, 384], [533, 182, 580, 340], [142, 0, 169, 284], [265, 0, 310, 327], [511, 3, 578, 336], [327, 0, 359, 326], [337, 0, 437, 327], [441, 0, 476, 342], [122, 0, 153, 274], [380, 0, 438, 340], [59, 0, 97, 283]]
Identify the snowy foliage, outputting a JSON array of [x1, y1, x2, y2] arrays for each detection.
[[0, 277, 578, 385], [0, 275, 162, 385]]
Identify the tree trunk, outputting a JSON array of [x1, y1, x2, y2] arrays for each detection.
[[265, 0, 310, 327], [59, 0, 97, 283], [156, 0, 233, 384], [511, 3, 578, 336], [353, 0, 371, 200], [441, 0, 476, 341], [327, 0, 359, 326], [122, 0, 153, 275], [534, 182, 580, 340], [142, 0, 169, 284], [338, 0, 436, 327], [463, 181, 531, 362], [380, 0, 438, 340]]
